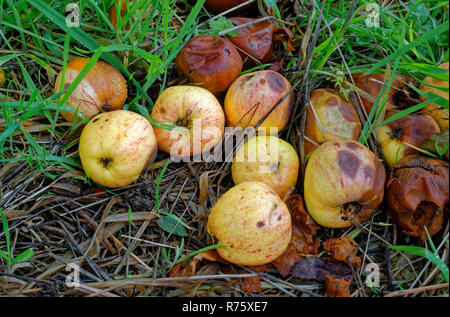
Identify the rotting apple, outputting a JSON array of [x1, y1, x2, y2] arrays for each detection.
[[351, 72, 415, 117], [231, 135, 299, 199], [224, 70, 294, 134], [386, 155, 449, 240], [419, 62, 449, 131], [79, 110, 157, 188], [207, 181, 292, 266], [376, 110, 441, 168], [304, 88, 361, 155], [175, 35, 243, 95], [54, 57, 127, 122], [150, 85, 225, 158], [304, 140, 386, 228], [227, 17, 275, 67], [204, 0, 253, 14]]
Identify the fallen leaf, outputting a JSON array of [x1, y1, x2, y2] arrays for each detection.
[[285, 194, 321, 255], [324, 274, 352, 297], [291, 257, 353, 282], [323, 236, 362, 268], [271, 243, 300, 277], [241, 264, 271, 293], [168, 250, 225, 277]]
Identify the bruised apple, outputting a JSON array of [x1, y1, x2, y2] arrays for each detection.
[[376, 111, 441, 168], [232, 136, 299, 198], [304, 140, 386, 228], [79, 110, 157, 188], [386, 155, 449, 239], [224, 70, 294, 134], [175, 35, 243, 94], [54, 57, 127, 122], [204, 0, 253, 14], [419, 62, 449, 131], [207, 181, 292, 266], [150, 86, 225, 158], [305, 88, 361, 154]]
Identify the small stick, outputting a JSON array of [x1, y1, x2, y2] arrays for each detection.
[[384, 283, 449, 297]]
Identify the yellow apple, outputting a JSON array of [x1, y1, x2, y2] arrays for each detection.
[[376, 111, 441, 168], [150, 85, 225, 158], [207, 181, 292, 266], [304, 140, 386, 228], [305, 88, 361, 154], [232, 135, 299, 198], [54, 57, 127, 122], [79, 110, 157, 188], [224, 70, 294, 135], [420, 62, 449, 131]]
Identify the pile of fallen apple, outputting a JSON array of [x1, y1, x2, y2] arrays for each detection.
[[54, 1, 449, 273]]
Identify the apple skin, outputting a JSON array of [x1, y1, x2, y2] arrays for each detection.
[[207, 181, 292, 266], [419, 62, 449, 131], [232, 136, 299, 199], [54, 57, 127, 122], [175, 35, 243, 95], [224, 70, 294, 135], [376, 111, 441, 168], [79, 110, 157, 188], [204, 0, 253, 14], [150, 86, 225, 157], [305, 88, 361, 154], [304, 140, 386, 228]]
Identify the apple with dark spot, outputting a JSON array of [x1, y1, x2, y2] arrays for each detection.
[[224, 70, 294, 134], [304, 140, 386, 228], [304, 88, 361, 155]]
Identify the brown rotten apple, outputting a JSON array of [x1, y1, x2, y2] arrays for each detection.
[[376, 111, 441, 168], [224, 70, 294, 134], [204, 0, 253, 14], [79, 110, 157, 188], [419, 62, 449, 131], [232, 135, 300, 199], [351, 72, 414, 116], [386, 155, 449, 239], [150, 85, 225, 158], [54, 57, 127, 122], [175, 35, 243, 95], [305, 88, 361, 155], [207, 181, 292, 266], [304, 140, 386, 228]]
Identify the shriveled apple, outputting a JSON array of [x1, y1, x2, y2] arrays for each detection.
[[175, 35, 243, 95], [54, 57, 127, 122], [207, 181, 292, 266], [351, 72, 414, 116], [304, 140, 386, 228], [227, 17, 275, 66], [204, 0, 253, 14], [232, 135, 299, 199], [376, 110, 441, 168], [150, 85, 225, 158], [224, 70, 294, 134], [386, 155, 449, 239], [305, 88, 361, 154], [419, 62, 449, 131], [79, 110, 157, 188]]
